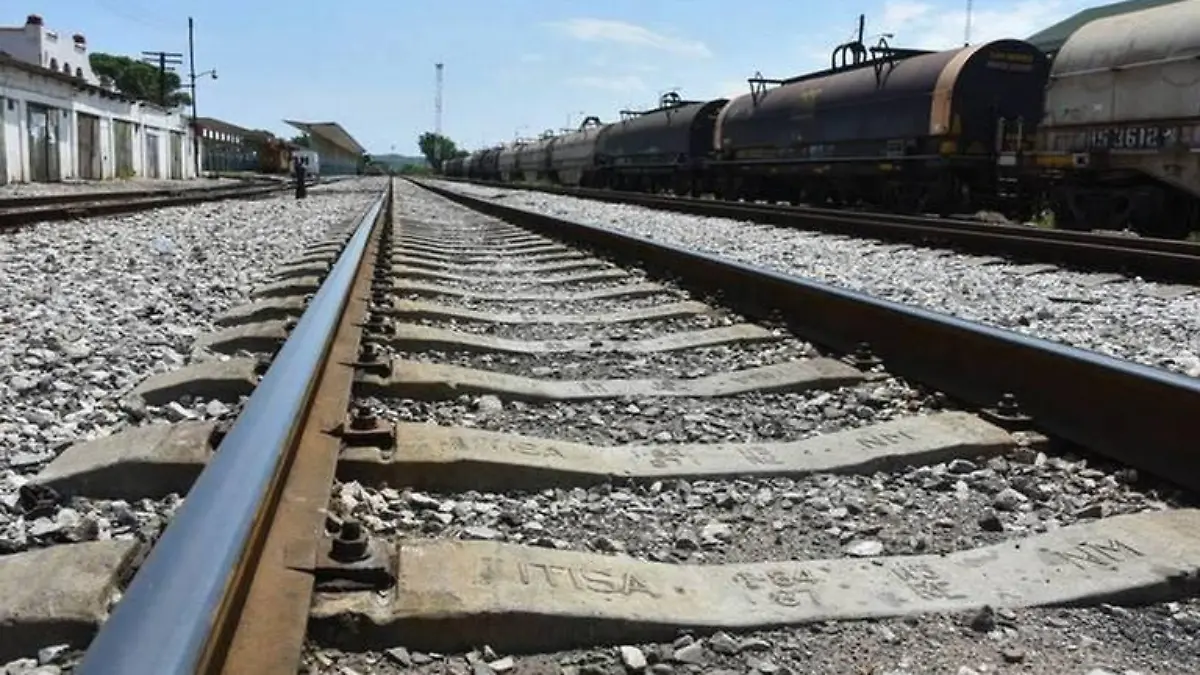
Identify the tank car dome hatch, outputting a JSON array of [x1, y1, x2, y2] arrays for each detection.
[[1044, 0, 1200, 127]]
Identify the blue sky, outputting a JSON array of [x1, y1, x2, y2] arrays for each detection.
[[10, 0, 1102, 155]]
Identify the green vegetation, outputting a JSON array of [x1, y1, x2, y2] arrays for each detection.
[[89, 53, 191, 107], [398, 164, 434, 176], [417, 132, 468, 171]]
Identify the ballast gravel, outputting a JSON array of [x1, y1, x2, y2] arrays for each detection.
[[296, 184, 1200, 675], [431, 180, 1200, 379], [0, 177, 386, 557], [405, 315, 727, 342], [394, 338, 813, 381]]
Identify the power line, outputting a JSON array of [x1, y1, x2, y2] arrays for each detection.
[[97, 0, 178, 31]]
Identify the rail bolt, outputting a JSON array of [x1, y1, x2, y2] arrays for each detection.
[[845, 342, 882, 370], [253, 355, 274, 376], [207, 419, 235, 450], [981, 392, 1033, 430], [360, 342, 382, 363], [330, 519, 370, 562], [365, 314, 394, 335], [350, 404, 377, 430]]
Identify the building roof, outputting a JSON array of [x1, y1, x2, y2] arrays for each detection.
[[194, 116, 254, 136], [0, 51, 131, 101], [1026, 0, 1186, 53], [283, 120, 366, 156]]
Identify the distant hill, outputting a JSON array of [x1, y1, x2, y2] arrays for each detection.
[[371, 154, 427, 169]]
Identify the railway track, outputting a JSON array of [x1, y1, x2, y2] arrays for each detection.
[[447, 178, 1200, 285], [1, 178, 1198, 674], [0, 179, 294, 231]]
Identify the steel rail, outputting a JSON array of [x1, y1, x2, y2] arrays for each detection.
[[452, 179, 1200, 284], [0, 179, 276, 209], [74, 189, 387, 675], [0, 183, 289, 231], [420, 179, 1200, 492]]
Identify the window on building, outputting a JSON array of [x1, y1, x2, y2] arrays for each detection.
[[49, 57, 57, 70], [63, 62, 71, 74], [75, 67, 83, 78]]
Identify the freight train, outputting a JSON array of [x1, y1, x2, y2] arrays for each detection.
[[443, 3, 1200, 239]]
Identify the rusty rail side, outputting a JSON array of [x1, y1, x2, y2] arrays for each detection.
[[419, 179, 1200, 492], [215, 183, 392, 675], [449, 178, 1200, 284], [75, 183, 390, 675]]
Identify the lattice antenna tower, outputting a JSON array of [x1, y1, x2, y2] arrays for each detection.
[[964, 0, 973, 45], [434, 62, 444, 136]]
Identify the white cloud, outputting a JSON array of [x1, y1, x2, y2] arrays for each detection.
[[874, 0, 1091, 51], [882, 0, 936, 27], [694, 78, 754, 101], [790, 0, 1091, 73], [567, 74, 648, 93], [547, 18, 711, 58]]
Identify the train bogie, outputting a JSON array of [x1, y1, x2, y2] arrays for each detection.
[[1035, 1, 1200, 237]]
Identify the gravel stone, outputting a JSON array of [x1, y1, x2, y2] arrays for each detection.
[[396, 290, 685, 316], [304, 182, 1200, 675], [619, 645, 647, 670], [394, 337, 812, 380], [0, 178, 385, 558], [0, 176, 242, 198], [432, 181, 1200, 379], [405, 313, 740, 343]]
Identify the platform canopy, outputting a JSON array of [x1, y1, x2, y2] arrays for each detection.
[[283, 120, 366, 156]]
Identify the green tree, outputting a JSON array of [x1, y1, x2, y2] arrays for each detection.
[[418, 132, 469, 171], [290, 134, 311, 148], [89, 53, 192, 107]]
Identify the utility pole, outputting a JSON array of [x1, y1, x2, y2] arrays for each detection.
[[141, 50, 184, 107], [185, 18, 217, 178], [188, 18, 199, 177]]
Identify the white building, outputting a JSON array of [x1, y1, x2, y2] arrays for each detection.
[[0, 14, 197, 184]]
